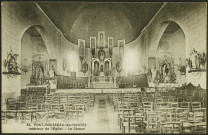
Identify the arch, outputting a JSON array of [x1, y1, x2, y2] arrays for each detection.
[[153, 20, 189, 57], [69, 3, 135, 47], [20, 25, 50, 88], [156, 21, 186, 56], [20, 25, 51, 55], [154, 20, 186, 84]]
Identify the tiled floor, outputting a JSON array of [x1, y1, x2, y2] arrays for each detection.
[[2, 94, 121, 133], [83, 94, 121, 133]]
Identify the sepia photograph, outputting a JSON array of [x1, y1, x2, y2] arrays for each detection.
[[1, 1, 207, 134]]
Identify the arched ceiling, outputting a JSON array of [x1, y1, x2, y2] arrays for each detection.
[[37, 2, 163, 47], [25, 27, 41, 37], [164, 22, 181, 34]]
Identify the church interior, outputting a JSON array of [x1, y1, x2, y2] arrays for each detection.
[[1, 2, 207, 134]]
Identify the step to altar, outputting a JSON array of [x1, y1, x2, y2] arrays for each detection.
[[92, 82, 115, 88]]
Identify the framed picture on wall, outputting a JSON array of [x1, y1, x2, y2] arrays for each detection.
[[90, 37, 96, 49], [108, 37, 114, 47], [78, 39, 85, 56], [98, 31, 106, 47], [118, 40, 125, 58], [108, 37, 113, 57], [90, 37, 96, 57], [78, 39, 85, 63]]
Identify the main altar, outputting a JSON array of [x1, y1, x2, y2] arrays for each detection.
[[78, 31, 125, 88]]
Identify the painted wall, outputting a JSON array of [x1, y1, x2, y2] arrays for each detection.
[[21, 34, 49, 89], [57, 35, 79, 76], [127, 2, 207, 88], [21, 33, 33, 89], [156, 28, 186, 86], [124, 35, 146, 76], [2, 2, 79, 98]]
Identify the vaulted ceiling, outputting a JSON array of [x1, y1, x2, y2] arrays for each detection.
[[37, 2, 163, 47]]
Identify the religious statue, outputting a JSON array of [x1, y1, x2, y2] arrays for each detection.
[[91, 39, 95, 48], [160, 61, 170, 83], [190, 49, 197, 68], [100, 33, 103, 46], [187, 49, 206, 70], [91, 38, 96, 57], [100, 65, 104, 72], [195, 51, 200, 69], [79, 42, 84, 56], [105, 62, 109, 71], [79, 40, 85, 63], [82, 62, 88, 74], [186, 57, 192, 68], [104, 61, 109, 76], [94, 61, 99, 75], [119, 42, 124, 58], [151, 66, 157, 82], [30, 75, 36, 84], [109, 39, 113, 57], [91, 49, 95, 57], [154, 70, 161, 84], [164, 71, 170, 83], [200, 52, 206, 69], [37, 67, 44, 79], [164, 65, 170, 76], [170, 72, 176, 83], [49, 80, 56, 89], [3, 48, 20, 74], [98, 50, 105, 62], [147, 69, 152, 82], [116, 61, 122, 73], [48, 65, 55, 79]]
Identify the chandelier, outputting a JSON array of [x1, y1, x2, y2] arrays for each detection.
[[20, 59, 32, 74]]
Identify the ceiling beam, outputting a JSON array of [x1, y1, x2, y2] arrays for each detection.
[[34, 2, 75, 46], [142, 2, 167, 32]]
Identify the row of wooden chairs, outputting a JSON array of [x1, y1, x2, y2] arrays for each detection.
[[45, 93, 95, 109], [3, 92, 96, 124], [108, 91, 206, 134]]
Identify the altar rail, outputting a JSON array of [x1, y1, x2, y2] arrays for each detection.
[[91, 76, 114, 82], [57, 88, 142, 93], [116, 74, 148, 88], [57, 75, 88, 89]]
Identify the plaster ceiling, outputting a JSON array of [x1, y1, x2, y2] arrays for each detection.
[[37, 2, 163, 47], [26, 27, 41, 37], [164, 22, 182, 34]]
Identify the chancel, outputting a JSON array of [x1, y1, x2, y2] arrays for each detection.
[[1, 1, 207, 134]]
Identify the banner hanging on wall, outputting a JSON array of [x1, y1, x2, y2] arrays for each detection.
[[108, 37, 113, 57], [97, 31, 106, 48], [118, 40, 125, 59], [90, 37, 96, 57], [78, 39, 85, 63]]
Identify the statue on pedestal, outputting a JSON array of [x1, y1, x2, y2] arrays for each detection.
[[190, 49, 198, 69], [187, 49, 207, 71], [3, 48, 21, 75], [151, 66, 157, 82], [199, 52, 206, 69], [37, 67, 44, 84], [100, 65, 104, 72], [48, 65, 55, 79]]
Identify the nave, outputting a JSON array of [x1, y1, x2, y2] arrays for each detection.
[[2, 85, 206, 134], [1, 2, 207, 134]]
